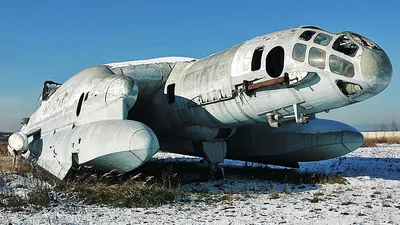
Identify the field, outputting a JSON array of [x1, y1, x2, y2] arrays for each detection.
[[1, 140, 400, 224]]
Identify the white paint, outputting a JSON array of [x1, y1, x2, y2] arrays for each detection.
[[7, 132, 28, 152], [8, 26, 392, 181], [105, 57, 196, 68]]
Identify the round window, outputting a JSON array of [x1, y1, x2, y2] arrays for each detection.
[[266, 46, 285, 78]]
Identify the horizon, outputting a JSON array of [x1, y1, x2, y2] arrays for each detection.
[[0, 0, 398, 131], [0, 123, 397, 134]]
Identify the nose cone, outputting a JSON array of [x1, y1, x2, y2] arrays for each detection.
[[129, 129, 160, 163], [361, 48, 392, 94], [342, 130, 364, 152]]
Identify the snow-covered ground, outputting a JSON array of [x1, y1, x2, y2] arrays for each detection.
[[1, 145, 400, 224]]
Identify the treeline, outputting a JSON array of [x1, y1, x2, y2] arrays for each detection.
[[0, 132, 12, 141], [379, 119, 398, 131]]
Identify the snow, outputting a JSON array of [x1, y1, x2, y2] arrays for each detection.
[[105, 57, 196, 68], [1, 145, 400, 224]]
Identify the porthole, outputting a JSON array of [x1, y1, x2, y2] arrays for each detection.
[[266, 46, 285, 78], [167, 83, 175, 104], [251, 47, 264, 71], [76, 93, 85, 117]]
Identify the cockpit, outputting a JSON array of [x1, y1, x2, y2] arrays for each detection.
[[41, 80, 62, 101], [294, 29, 359, 77], [291, 27, 392, 98]]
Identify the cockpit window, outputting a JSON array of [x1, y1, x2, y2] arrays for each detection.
[[308, 47, 326, 69], [332, 35, 358, 57], [299, 30, 316, 41], [314, 33, 333, 46], [41, 80, 62, 101], [329, 55, 355, 78], [292, 43, 307, 62]]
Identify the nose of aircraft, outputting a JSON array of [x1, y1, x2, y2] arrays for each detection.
[[360, 47, 392, 94]]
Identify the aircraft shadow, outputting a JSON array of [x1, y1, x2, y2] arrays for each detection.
[[132, 156, 347, 193], [300, 156, 400, 181]]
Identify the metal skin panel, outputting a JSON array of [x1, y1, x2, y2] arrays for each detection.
[[143, 27, 391, 134], [8, 26, 393, 178], [21, 65, 138, 136], [23, 120, 158, 179], [130, 27, 389, 166], [109, 62, 172, 102], [24, 132, 72, 179], [12, 65, 162, 179], [149, 44, 244, 130], [226, 118, 364, 167]]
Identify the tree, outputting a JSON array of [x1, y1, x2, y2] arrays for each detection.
[[392, 119, 398, 131], [380, 121, 388, 131]]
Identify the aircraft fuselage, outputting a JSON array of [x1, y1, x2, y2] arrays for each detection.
[[8, 26, 392, 179]]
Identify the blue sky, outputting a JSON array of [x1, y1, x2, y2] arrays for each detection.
[[0, 0, 398, 131]]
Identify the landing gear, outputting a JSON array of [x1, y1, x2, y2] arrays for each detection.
[[208, 164, 224, 180], [199, 141, 227, 180]]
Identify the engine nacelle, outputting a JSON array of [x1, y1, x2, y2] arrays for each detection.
[[25, 120, 159, 179], [226, 118, 364, 167]]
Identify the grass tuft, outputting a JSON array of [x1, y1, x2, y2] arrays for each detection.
[[269, 189, 279, 199], [0, 141, 8, 157], [74, 181, 176, 207], [27, 186, 51, 207], [310, 195, 319, 203], [0, 195, 27, 212]]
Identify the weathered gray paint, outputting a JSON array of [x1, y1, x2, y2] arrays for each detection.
[[8, 27, 392, 179]]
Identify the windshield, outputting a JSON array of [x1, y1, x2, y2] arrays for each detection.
[[314, 33, 333, 46], [332, 35, 358, 57], [329, 55, 355, 78], [308, 47, 326, 69], [41, 80, 61, 101]]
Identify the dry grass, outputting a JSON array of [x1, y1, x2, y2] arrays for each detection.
[[0, 141, 32, 174], [0, 195, 28, 212], [0, 142, 49, 211], [269, 189, 279, 199], [0, 141, 183, 209], [363, 137, 400, 147], [310, 195, 319, 203], [1, 136, 378, 211], [0, 141, 8, 156], [55, 180, 179, 208], [0, 180, 52, 211]]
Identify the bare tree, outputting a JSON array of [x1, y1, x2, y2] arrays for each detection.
[[392, 119, 398, 131], [380, 121, 388, 131]]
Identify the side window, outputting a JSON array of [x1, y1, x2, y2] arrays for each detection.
[[167, 83, 175, 104], [308, 47, 326, 69], [292, 43, 307, 62], [314, 33, 333, 46], [76, 93, 85, 117], [299, 30, 316, 41], [251, 47, 264, 71], [329, 55, 355, 78], [266, 46, 285, 78]]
